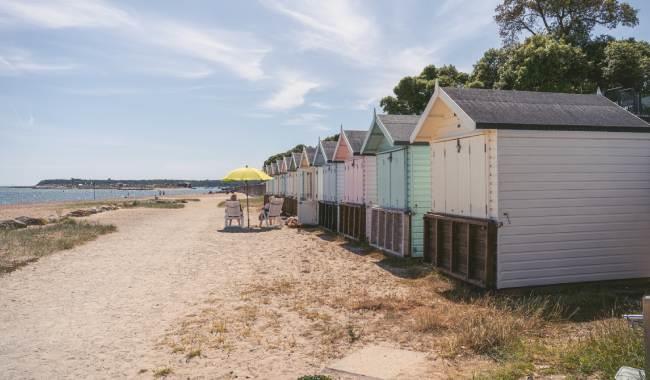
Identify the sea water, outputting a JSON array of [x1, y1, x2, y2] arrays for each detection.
[[0, 187, 220, 206]]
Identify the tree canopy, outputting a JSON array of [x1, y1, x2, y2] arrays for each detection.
[[497, 35, 593, 92], [494, 0, 639, 45], [603, 39, 650, 92], [379, 0, 646, 114], [379, 64, 469, 115]]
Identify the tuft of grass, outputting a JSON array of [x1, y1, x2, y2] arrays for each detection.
[[446, 309, 524, 358], [152, 367, 172, 378], [556, 319, 645, 378], [185, 348, 201, 362], [123, 200, 184, 209], [412, 307, 447, 333], [0, 219, 116, 274]]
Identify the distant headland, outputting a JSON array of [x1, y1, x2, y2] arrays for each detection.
[[32, 179, 236, 190]]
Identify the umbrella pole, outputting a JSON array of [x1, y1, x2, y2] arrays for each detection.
[[246, 181, 250, 228]]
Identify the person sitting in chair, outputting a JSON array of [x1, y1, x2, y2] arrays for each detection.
[[258, 200, 270, 227], [226, 194, 243, 226]]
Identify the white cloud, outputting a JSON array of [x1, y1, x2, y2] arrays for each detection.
[[0, 0, 271, 80], [143, 20, 269, 81], [261, 0, 376, 64], [283, 112, 324, 125], [262, 74, 321, 110], [0, 0, 134, 28], [0, 53, 77, 75], [61, 87, 141, 96], [309, 102, 331, 110]]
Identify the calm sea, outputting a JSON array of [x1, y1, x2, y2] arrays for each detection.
[[0, 187, 220, 206]]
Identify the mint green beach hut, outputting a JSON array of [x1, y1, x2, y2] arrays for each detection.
[[360, 114, 431, 257]]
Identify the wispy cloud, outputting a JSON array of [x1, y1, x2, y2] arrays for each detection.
[[261, 0, 376, 65], [0, 0, 134, 29], [0, 0, 271, 80], [283, 112, 324, 125], [0, 53, 77, 75], [143, 20, 269, 81], [262, 0, 497, 109], [309, 102, 331, 110], [262, 73, 321, 110], [61, 87, 142, 96]]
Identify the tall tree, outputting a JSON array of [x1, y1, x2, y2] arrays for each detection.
[[494, 0, 639, 45], [603, 39, 650, 92], [380, 64, 469, 114], [468, 48, 509, 88], [497, 35, 594, 92]]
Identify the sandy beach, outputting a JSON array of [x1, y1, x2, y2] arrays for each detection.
[[0, 195, 492, 379]]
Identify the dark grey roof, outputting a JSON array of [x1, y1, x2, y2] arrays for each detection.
[[343, 130, 367, 154], [443, 87, 649, 131], [292, 152, 301, 166], [321, 140, 337, 161], [305, 146, 315, 159], [377, 114, 421, 143]]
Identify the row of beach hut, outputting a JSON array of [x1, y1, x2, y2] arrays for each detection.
[[263, 83, 650, 289]]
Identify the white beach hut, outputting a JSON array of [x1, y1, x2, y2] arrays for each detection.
[[297, 146, 318, 225], [317, 139, 341, 231], [411, 83, 650, 288], [332, 126, 376, 241]]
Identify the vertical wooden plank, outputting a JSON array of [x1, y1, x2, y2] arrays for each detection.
[[486, 221, 498, 288], [465, 222, 470, 281], [449, 222, 455, 273], [644, 296, 650, 372], [433, 218, 438, 266]]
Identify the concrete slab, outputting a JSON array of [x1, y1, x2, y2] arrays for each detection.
[[324, 345, 429, 380]]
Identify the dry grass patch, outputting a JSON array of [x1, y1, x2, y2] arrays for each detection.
[[411, 307, 448, 333], [0, 219, 116, 274], [241, 278, 298, 298], [152, 367, 172, 378]]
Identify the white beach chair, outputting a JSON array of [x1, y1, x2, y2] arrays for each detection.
[[224, 200, 243, 227], [264, 197, 284, 226]]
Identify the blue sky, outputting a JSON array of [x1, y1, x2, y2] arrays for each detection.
[[0, 0, 648, 185]]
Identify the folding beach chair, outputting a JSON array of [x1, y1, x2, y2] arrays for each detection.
[[224, 200, 243, 227], [264, 197, 284, 226]]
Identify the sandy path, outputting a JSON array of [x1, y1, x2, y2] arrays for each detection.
[[0, 196, 480, 379], [0, 196, 249, 379]]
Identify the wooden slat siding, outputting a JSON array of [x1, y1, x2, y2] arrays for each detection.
[[364, 156, 377, 205], [407, 145, 432, 258], [318, 202, 338, 231], [339, 204, 366, 241], [336, 162, 345, 203], [423, 213, 497, 288], [369, 207, 410, 256], [496, 130, 650, 288]]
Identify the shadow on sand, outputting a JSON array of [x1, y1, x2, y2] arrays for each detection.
[[217, 226, 281, 233]]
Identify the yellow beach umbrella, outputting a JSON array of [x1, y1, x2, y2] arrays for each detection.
[[222, 165, 272, 228]]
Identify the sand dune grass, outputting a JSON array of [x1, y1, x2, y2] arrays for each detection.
[[0, 219, 116, 274], [163, 226, 647, 378]]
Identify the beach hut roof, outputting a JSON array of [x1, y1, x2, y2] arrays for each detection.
[[311, 140, 326, 166], [443, 87, 648, 130], [288, 152, 301, 171], [343, 130, 367, 154], [320, 140, 338, 162], [303, 146, 316, 166], [360, 113, 421, 153], [411, 83, 649, 142], [377, 115, 421, 143]]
